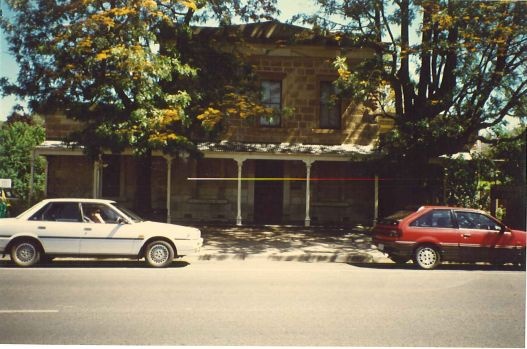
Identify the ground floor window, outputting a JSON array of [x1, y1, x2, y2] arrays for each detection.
[[312, 162, 344, 202], [102, 155, 121, 198]]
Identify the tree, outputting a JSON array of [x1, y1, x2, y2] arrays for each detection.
[[0, 114, 46, 215], [1, 0, 278, 214], [305, 0, 527, 163], [488, 126, 526, 186], [443, 126, 525, 226]]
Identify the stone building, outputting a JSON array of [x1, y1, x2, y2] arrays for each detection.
[[35, 21, 393, 226]]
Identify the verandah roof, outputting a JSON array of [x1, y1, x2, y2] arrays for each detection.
[[35, 140, 376, 160]]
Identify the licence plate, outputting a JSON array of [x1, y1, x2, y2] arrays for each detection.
[[377, 243, 384, 251]]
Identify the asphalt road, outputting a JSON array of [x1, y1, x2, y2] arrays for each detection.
[[0, 258, 525, 347]]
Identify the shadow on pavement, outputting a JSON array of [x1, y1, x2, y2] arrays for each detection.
[[0, 259, 190, 269], [349, 261, 526, 271], [197, 225, 378, 262], [198, 252, 373, 263]]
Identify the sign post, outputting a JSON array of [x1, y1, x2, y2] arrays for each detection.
[[0, 179, 12, 189], [0, 178, 11, 218]]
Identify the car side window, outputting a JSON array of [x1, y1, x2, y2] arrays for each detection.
[[82, 203, 123, 224], [29, 202, 82, 222], [410, 210, 454, 228], [455, 211, 501, 230]]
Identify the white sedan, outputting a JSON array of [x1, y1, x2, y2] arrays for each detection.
[[0, 198, 203, 267]]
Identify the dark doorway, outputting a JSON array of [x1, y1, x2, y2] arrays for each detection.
[[254, 160, 284, 224]]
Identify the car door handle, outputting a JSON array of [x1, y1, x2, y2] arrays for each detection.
[[37, 226, 46, 230], [462, 233, 471, 238], [84, 228, 92, 231]]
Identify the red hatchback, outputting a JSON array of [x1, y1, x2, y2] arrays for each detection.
[[372, 206, 526, 269]]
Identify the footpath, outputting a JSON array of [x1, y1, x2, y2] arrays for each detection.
[[194, 225, 390, 263], [0, 225, 391, 265]]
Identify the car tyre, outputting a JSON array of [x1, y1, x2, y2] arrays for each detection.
[[41, 255, 55, 264], [11, 240, 41, 267], [145, 240, 174, 268], [414, 245, 440, 270]]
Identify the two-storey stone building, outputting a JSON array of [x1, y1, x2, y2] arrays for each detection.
[[35, 21, 393, 226]]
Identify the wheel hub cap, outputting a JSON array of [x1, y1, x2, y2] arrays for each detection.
[[17, 244, 36, 263], [417, 248, 437, 267], [150, 245, 168, 264]]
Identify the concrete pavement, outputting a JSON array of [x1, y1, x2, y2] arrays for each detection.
[[0, 224, 391, 265], [193, 224, 390, 263]]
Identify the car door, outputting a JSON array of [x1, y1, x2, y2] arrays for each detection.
[[454, 210, 508, 262], [79, 203, 137, 255], [27, 202, 83, 254]]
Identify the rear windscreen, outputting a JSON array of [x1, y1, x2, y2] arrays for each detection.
[[378, 210, 415, 225]]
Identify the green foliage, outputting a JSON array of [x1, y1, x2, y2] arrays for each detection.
[[444, 126, 526, 211], [0, 118, 46, 215], [486, 126, 527, 186], [307, 0, 527, 162], [444, 155, 494, 210]]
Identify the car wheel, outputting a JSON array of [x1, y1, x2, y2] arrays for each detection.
[[11, 240, 41, 267], [389, 255, 410, 264], [145, 241, 174, 268], [414, 245, 441, 270]]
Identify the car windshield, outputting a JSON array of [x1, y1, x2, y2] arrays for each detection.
[[112, 204, 144, 223], [378, 210, 415, 225]]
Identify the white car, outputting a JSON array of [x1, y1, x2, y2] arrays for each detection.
[[0, 198, 203, 267]]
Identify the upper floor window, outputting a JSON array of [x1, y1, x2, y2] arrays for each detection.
[[320, 81, 341, 129], [260, 80, 281, 127]]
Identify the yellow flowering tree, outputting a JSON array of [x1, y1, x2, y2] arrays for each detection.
[[1, 0, 278, 214]]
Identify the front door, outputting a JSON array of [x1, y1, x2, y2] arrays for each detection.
[[79, 203, 136, 255], [253, 160, 284, 224], [454, 210, 513, 262]]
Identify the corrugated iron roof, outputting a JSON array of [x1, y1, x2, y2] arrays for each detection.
[[36, 140, 375, 157], [197, 141, 374, 156]]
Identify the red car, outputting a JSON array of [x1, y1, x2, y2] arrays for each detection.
[[372, 206, 526, 269]]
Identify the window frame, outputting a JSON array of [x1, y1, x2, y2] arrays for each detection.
[[409, 209, 456, 229], [259, 79, 282, 128], [29, 202, 83, 223], [319, 80, 342, 130], [454, 211, 502, 231]]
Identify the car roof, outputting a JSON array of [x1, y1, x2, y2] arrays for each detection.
[[41, 198, 116, 204], [419, 206, 484, 213]]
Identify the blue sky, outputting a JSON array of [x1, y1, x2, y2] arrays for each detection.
[[0, 0, 317, 121]]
